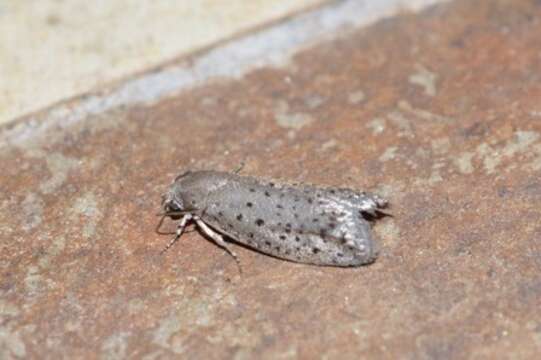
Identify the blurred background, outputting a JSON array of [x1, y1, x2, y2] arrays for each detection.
[[0, 0, 325, 124]]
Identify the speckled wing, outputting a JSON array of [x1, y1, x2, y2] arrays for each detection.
[[200, 176, 383, 267]]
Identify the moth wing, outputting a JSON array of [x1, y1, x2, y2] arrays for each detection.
[[315, 196, 379, 265]]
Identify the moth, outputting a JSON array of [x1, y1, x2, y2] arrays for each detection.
[[159, 170, 387, 268]]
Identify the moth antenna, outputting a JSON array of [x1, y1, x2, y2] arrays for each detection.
[[233, 162, 245, 174], [155, 210, 189, 217]]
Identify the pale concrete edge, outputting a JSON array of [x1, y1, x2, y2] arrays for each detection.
[[0, 0, 449, 150]]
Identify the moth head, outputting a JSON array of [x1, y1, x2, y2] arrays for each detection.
[[160, 171, 191, 215], [162, 170, 212, 216]]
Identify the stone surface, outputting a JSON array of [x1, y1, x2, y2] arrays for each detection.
[[1, 0, 541, 358]]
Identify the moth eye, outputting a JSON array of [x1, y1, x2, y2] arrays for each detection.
[[165, 199, 183, 212]]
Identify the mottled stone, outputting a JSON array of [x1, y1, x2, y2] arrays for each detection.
[[1, 0, 540, 358]]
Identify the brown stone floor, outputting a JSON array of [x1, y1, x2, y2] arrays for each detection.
[[1, 0, 541, 358]]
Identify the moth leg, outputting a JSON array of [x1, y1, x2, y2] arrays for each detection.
[[161, 213, 193, 254], [194, 217, 242, 274]]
